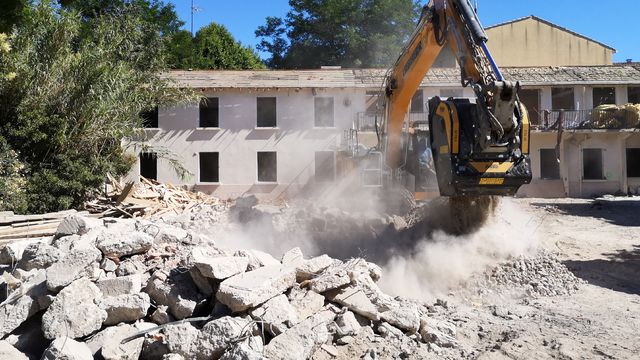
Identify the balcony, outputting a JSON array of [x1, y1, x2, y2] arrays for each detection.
[[536, 106, 640, 131], [354, 112, 429, 132]]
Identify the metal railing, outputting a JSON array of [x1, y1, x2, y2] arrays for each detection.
[[354, 112, 430, 132], [536, 108, 640, 131]]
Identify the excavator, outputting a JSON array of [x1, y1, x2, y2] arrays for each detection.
[[370, 0, 532, 201]]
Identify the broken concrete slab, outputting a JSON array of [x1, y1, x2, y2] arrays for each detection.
[[55, 215, 102, 238], [326, 286, 380, 321], [419, 318, 457, 348], [150, 305, 174, 325], [193, 255, 249, 280], [42, 278, 107, 339], [42, 337, 93, 360], [295, 254, 335, 282], [249, 294, 298, 335], [197, 316, 257, 359], [5, 314, 48, 358], [144, 270, 205, 320], [380, 305, 420, 333], [0, 269, 49, 338], [234, 249, 280, 271], [263, 309, 335, 360], [0, 239, 46, 265], [189, 267, 216, 296], [335, 310, 361, 336], [101, 323, 148, 360], [96, 274, 142, 297], [115, 258, 147, 277], [17, 243, 62, 271], [306, 260, 353, 293], [142, 222, 189, 243], [45, 246, 102, 291], [96, 231, 153, 258], [98, 293, 150, 325], [162, 323, 201, 359], [282, 247, 304, 266], [287, 286, 325, 322], [217, 264, 297, 312], [0, 340, 28, 360], [219, 337, 264, 360]]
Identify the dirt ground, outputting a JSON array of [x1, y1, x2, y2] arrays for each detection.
[[310, 197, 640, 360], [450, 198, 640, 359]]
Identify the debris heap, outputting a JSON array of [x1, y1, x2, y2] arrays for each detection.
[[0, 213, 450, 360]]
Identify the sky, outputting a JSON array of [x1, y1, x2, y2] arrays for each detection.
[[169, 0, 639, 63]]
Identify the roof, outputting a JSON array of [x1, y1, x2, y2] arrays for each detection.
[[485, 15, 616, 52], [167, 65, 640, 89]]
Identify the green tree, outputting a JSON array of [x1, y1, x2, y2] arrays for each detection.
[[0, 0, 30, 34], [256, 0, 422, 69], [165, 29, 194, 69], [191, 23, 265, 70], [0, 2, 193, 213]]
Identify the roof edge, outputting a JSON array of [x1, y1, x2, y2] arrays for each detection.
[[485, 15, 616, 52]]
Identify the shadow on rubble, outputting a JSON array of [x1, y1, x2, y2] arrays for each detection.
[[530, 199, 640, 227], [564, 245, 640, 295], [309, 196, 498, 265]]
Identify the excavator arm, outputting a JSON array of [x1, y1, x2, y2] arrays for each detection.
[[382, 0, 531, 197]]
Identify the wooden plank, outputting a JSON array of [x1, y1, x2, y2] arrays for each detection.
[[116, 182, 135, 205], [0, 223, 60, 236], [0, 229, 56, 241]]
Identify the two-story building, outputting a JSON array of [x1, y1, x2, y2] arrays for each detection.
[[131, 16, 640, 199]]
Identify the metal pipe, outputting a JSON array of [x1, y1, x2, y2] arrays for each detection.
[[481, 42, 504, 81]]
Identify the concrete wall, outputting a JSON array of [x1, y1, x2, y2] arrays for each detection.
[[485, 18, 614, 66], [136, 88, 366, 200]]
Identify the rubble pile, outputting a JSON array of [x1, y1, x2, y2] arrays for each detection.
[[0, 213, 450, 360], [486, 251, 584, 297]]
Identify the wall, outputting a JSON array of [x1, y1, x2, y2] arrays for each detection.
[[135, 88, 366, 200], [517, 132, 566, 198], [485, 18, 613, 67]]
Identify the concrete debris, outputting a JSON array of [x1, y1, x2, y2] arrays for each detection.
[[282, 246, 304, 266], [264, 310, 336, 360], [219, 337, 264, 360], [0, 239, 45, 265], [0, 269, 48, 338], [188, 266, 216, 296], [216, 264, 297, 312], [295, 254, 335, 281], [96, 274, 142, 297], [96, 230, 154, 258], [335, 310, 361, 336], [17, 243, 62, 271], [45, 246, 101, 291], [144, 270, 205, 320], [97, 292, 150, 325], [419, 318, 457, 348], [42, 337, 93, 360], [197, 316, 258, 359], [42, 278, 107, 339], [327, 286, 380, 321], [101, 323, 149, 360], [150, 304, 174, 325], [162, 323, 201, 359], [193, 255, 249, 280], [288, 286, 326, 321], [0, 340, 28, 360], [55, 215, 102, 238], [234, 249, 280, 271], [249, 293, 299, 335], [380, 305, 420, 333]]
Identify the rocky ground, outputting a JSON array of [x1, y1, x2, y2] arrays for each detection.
[[0, 195, 638, 359]]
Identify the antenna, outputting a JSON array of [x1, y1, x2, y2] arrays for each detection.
[[191, 0, 202, 37], [474, 0, 478, 13]]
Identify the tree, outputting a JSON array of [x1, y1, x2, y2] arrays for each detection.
[[58, 0, 184, 36], [0, 2, 193, 213], [0, 0, 30, 34], [165, 29, 194, 69], [191, 23, 265, 70], [256, 0, 422, 69]]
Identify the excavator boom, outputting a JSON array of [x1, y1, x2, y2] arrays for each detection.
[[382, 0, 532, 198]]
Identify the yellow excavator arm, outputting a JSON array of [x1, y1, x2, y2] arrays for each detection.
[[382, 0, 531, 197]]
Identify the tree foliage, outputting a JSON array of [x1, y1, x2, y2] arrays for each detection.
[[0, 0, 30, 34], [256, 0, 422, 69], [0, 2, 193, 213], [190, 23, 265, 70]]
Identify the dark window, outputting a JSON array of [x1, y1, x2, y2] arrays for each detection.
[[257, 97, 277, 127], [552, 88, 574, 110], [583, 148, 604, 180], [410, 90, 424, 113], [257, 152, 277, 182], [539, 149, 560, 179], [315, 151, 335, 182], [314, 97, 334, 127], [139, 152, 157, 180], [627, 148, 640, 177], [628, 87, 640, 104], [140, 107, 158, 128], [365, 91, 382, 114], [593, 87, 616, 106], [519, 89, 541, 125], [199, 152, 219, 183], [199, 97, 219, 128]]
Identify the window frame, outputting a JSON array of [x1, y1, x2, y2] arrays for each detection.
[[140, 106, 159, 129], [539, 148, 560, 180], [257, 151, 278, 183], [198, 152, 220, 184], [627, 148, 640, 178], [313, 97, 335, 128], [628, 87, 640, 104], [256, 97, 277, 128], [314, 151, 336, 183], [582, 148, 605, 181], [551, 87, 575, 110], [592, 87, 616, 107], [199, 97, 220, 129], [139, 152, 158, 180]]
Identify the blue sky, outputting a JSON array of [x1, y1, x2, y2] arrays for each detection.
[[169, 0, 639, 63]]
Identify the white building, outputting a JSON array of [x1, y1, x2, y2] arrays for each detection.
[[133, 65, 640, 200]]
